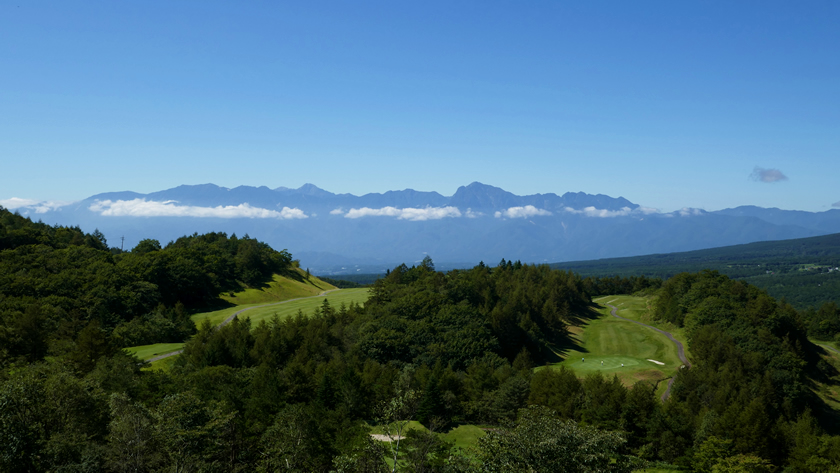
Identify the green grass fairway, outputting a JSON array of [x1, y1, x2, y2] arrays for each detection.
[[542, 295, 685, 387], [191, 288, 370, 327], [219, 270, 335, 306], [598, 295, 693, 362], [812, 339, 840, 353], [146, 353, 179, 371], [811, 341, 840, 414], [370, 421, 486, 451], [442, 424, 486, 450], [125, 343, 185, 361]]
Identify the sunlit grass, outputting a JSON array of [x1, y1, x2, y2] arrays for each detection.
[[191, 288, 370, 327], [219, 270, 335, 306], [125, 343, 184, 361], [542, 295, 686, 387]]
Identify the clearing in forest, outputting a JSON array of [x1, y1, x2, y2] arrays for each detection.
[[125, 270, 369, 364], [542, 295, 687, 392]]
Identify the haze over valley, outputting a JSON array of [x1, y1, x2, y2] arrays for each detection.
[[8, 181, 840, 274]]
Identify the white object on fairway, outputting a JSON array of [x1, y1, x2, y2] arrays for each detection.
[[647, 359, 665, 365]]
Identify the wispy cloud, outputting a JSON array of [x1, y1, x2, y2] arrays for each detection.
[[0, 198, 73, 213], [561, 206, 660, 218], [89, 199, 308, 219], [678, 207, 705, 216], [343, 206, 461, 221], [494, 206, 552, 219], [750, 166, 788, 183], [330, 208, 346, 215], [465, 208, 483, 218], [564, 206, 631, 218], [663, 208, 706, 218]]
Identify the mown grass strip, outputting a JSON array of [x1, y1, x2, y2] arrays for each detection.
[[125, 343, 185, 361], [191, 288, 370, 327], [540, 295, 685, 387]]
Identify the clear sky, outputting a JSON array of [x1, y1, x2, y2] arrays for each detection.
[[1, 1, 838, 212]]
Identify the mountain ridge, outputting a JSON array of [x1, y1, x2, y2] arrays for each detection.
[[6, 182, 840, 271]]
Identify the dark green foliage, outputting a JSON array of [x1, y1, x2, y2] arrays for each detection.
[[583, 274, 663, 297], [476, 405, 632, 473], [318, 276, 365, 288], [552, 232, 840, 309], [802, 301, 840, 341], [528, 366, 582, 419], [653, 270, 833, 466], [361, 260, 589, 367], [0, 208, 292, 366], [3, 207, 840, 471], [111, 302, 195, 347]]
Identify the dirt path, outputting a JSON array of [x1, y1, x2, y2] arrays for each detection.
[[605, 303, 691, 401], [145, 289, 340, 363]]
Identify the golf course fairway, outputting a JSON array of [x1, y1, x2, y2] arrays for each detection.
[[542, 295, 687, 392]]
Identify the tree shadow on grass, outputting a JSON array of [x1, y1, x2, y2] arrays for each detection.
[[545, 304, 605, 362]]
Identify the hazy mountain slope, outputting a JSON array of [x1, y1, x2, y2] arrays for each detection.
[[12, 182, 840, 271]]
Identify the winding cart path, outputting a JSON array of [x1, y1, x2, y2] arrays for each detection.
[[605, 303, 691, 401]]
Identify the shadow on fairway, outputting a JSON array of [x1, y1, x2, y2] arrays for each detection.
[[564, 303, 606, 326], [546, 304, 603, 362]]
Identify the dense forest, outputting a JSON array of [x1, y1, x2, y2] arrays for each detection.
[[2, 207, 840, 472], [550, 233, 840, 309]]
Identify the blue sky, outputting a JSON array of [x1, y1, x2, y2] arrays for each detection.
[[1, 1, 838, 212]]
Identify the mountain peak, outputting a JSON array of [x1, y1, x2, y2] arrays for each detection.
[[298, 183, 333, 197], [450, 182, 518, 209], [274, 184, 334, 197]]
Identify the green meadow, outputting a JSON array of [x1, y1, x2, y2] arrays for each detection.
[[541, 295, 686, 390], [369, 421, 487, 456], [219, 270, 334, 305], [124, 343, 184, 361], [191, 287, 370, 327], [129, 288, 369, 362], [126, 269, 370, 363]]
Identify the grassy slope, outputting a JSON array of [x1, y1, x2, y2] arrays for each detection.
[[128, 270, 368, 362], [370, 421, 487, 458], [191, 288, 369, 327], [810, 340, 840, 416], [541, 295, 686, 393], [125, 343, 184, 360], [219, 270, 334, 305]]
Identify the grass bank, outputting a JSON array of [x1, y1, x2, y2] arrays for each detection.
[[540, 295, 686, 390]]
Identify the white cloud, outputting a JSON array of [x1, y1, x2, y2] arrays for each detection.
[[0, 198, 73, 213], [562, 205, 663, 218], [564, 206, 633, 218], [0, 197, 39, 209], [89, 199, 308, 219], [662, 208, 705, 218], [750, 166, 788, 183], [330, 208, 346, 215], [343, 206, 461, 221], [465, 208, 483, 218], [494, 205, 552, 219], [678, 207, 704, 217]]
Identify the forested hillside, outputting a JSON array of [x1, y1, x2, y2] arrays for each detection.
[[2, 208, 839, 471], [551, 232, 840, 309], [0, 207, 292, 362]]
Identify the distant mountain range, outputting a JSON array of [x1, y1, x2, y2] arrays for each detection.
[[8, 182, 840, 274]]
